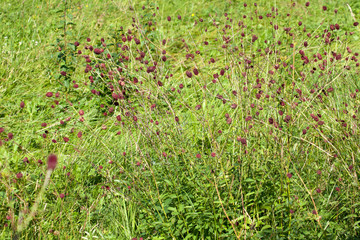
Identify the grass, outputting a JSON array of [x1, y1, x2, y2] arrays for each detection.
[[0, 0, 360, 239]]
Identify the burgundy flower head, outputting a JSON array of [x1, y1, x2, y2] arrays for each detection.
[[94, 48, 101, 54], [47, 154, 58, 170], [186, 71, 192, 78], [8, 133, 14, 140]]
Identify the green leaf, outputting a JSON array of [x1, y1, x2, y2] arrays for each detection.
[[261, 225, 272, 231]]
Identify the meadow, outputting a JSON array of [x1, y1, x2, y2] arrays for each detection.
[[0, 0, 360, 239]]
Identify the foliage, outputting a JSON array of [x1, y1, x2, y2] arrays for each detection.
[[0, 0, 360, 239]]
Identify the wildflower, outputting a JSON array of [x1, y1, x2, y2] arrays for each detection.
[[47, 154, 58, 170], [186, 71, 192, 78]]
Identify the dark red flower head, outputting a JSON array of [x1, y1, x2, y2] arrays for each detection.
[[94, 48, 101, 54], [8, 133, 13, 140], [47, 154, 58, 170], [186, 71, 192, 78], [77, 131, 82, 138]]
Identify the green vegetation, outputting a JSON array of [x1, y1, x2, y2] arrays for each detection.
[[1, 0, 360, 239]]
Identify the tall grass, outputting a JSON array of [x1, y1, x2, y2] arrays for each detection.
[[0, 0, 359, 239]]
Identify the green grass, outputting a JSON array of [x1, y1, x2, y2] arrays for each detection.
[[1, 0, 360, 239]]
